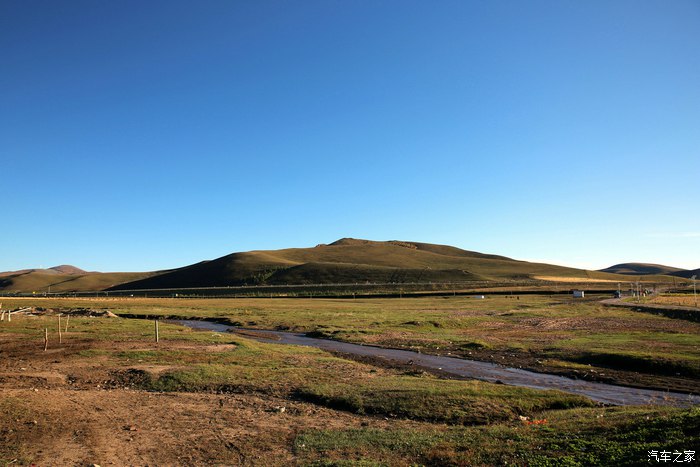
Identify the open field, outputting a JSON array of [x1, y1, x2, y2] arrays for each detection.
[[1, 295, 698, 465], [4, 293, 698, 392], [640, 294, 700, 309]]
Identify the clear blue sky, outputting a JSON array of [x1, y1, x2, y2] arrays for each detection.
[[2, 0, 699, 272]]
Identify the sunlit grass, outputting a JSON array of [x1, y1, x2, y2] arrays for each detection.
[[3, 295, 699, 384]]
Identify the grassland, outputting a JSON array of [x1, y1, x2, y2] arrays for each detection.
[[6, 293, 697, 391], [1, 295, 698, 465]]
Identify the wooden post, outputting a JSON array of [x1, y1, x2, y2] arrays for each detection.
[[65, 315, 70, 333], [44, 328, 48, 351], [155, 319, 159, 343], [7, 309, 10, 322], [58, 315, 62, 344], [1, 310, 5, 322]]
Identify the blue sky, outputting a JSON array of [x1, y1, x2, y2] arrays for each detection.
[[2, 0, 699, 272]]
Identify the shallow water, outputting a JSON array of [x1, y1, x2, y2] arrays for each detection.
[[174, 319, 699, 407]]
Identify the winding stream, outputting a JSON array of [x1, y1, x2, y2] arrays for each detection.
[[174, 319, 699, 407]]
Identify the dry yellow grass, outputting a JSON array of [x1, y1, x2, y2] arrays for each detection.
[[533, 275, 617, 283], [646, 295, 699, 308]]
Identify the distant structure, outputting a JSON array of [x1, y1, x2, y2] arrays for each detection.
[[573, 290, 585, 298]]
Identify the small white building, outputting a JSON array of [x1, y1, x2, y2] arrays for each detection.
[[573, 290, 585, 298]]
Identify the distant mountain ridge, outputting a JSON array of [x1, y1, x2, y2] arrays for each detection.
[[599, 263, 698, 279], [0, 264, 156, 294], [0, 265, 87, 277], [48, 265, 88, 274], [599, 263, 686, 276]]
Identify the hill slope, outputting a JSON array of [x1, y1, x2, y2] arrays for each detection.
[[599, 263, 699, 279], [0, 264, 87, 278], [4, 240, 683, 293], [108, 238, 643, 291], [599, 263, 687, 276], [671, 268, 700, 279], [0, 269, 157, 294]]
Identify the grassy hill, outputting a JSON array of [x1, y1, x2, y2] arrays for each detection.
[[599, 263, 687, 276], [107, 238, 668, 291], [599, 263, 699, 279], [3, 240, 684, 294], [0, 269, 156, 294], [670, 268, 700, 279], [0, 265, 87, 278]]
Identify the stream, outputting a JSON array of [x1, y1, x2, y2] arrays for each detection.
[[173, 319, 699, 407]]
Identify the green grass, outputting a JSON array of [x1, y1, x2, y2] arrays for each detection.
[[295, 406, 700, 466], [0, 313, 596, 432], [2, 299, 698, 465], [295, 376, 593, 425], [4, 294, 699, 387]]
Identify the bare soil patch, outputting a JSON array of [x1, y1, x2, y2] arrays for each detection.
[[0, 333, 414, 466]]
